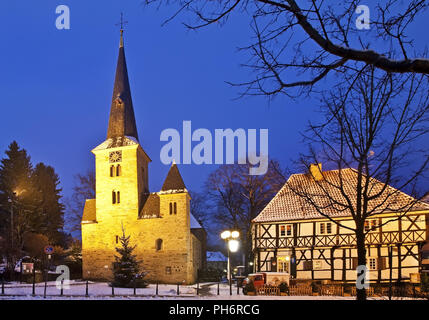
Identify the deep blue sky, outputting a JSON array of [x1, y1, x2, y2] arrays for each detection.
[[0, 1, 428, 229]]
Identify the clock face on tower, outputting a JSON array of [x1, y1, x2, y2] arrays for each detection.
[[109, 151, 122, 163]]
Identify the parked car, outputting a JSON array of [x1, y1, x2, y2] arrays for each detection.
[[242, 272, 290, 290], [242, 273, 265, 290]]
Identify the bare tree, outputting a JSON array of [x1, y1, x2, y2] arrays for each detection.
[[287, 65, 429, 300], [64, 171, 95, 234], [205, 160, 286, 271], [189, 190, 211, 228], [145, 0, 429, 97]]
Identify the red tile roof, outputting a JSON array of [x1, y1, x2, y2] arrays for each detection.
[[253, 168, 429, 223]]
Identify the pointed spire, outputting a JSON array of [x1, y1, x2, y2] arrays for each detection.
[[106, 28, 139, 141], [161, 162, 187, 191], [119, 29, 124, 48]]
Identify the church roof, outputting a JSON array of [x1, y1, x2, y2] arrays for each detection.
[[92, 136, 138, 151], [139, 193, 160, 218], [207, 251, 227, 262], [81, 199, 96, 223], [160, 162, 187, 192], [190, 213, 202, 229], [106, 31, 139, 141], [253, 168, 429, 223]]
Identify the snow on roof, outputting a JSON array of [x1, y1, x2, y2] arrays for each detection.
[[207, 251, 227, 262], [254, 168, 429, 223], [190, 213, 202, 229]]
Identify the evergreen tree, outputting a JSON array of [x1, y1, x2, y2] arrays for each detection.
[[112, 227, 147, 288], [0, 142, 66, 259], [32, 163, 65, 244], [0, 141, 41, 255]]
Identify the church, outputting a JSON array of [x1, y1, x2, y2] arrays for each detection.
[[81, 29, 206, 284]]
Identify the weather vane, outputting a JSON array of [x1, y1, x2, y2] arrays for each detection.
[[116, 12, 128, 31]]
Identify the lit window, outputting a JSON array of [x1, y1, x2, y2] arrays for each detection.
[[280, 225, 285, 237], [320, 223, 325, 234], [286, 225, 292, 236], [365, 219, 377, 232]]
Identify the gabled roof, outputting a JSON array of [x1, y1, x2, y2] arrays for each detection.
[[139, 193, 160, 218], [81, 199, 96, 223], [161, 162, 187, 192], [207, 251, 227, 262], [190, 213, 202, 229], [106, 31, 139, 141], [253, 168, 429, 223]]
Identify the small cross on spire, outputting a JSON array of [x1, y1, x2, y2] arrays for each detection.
[[115, 12, 128, 48], [116, 12, 128, 31]]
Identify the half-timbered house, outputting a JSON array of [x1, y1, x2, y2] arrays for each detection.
[[252, 164, 429, 283]]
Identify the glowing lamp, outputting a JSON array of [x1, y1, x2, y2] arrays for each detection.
[[228, 239, 239, 253], [221, 230, 231, 239], [231, 231, 240, 238]]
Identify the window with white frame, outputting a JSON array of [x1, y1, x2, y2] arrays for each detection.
[[280, 224, 292, 237], [320, 222, 333, 234], [365, 219, 377, 232], [368, 257, 377, 270]]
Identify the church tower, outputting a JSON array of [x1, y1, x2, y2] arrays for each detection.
[[92, 29, 151, 223], [81, 27, 205, 283]]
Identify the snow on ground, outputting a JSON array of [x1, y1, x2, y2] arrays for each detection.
[[0, 281, 420, 300]]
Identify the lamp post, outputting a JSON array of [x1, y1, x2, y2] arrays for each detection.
[[7, 197, 13, 255], [221, 230, 240, 295]]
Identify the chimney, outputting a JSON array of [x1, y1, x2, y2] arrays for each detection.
[[309, 163, 323, 181]]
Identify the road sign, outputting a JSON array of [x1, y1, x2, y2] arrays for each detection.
[[44, 245, 54, 255]]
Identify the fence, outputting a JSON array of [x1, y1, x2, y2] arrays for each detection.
[[257, 285, 280, 296], [289, 285, 313, 296], [351, 286, 374, 297]]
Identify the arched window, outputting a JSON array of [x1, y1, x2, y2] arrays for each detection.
[[173, 202, 177, 214], [155, 239, 163, 251], [116, 191, 120, 204], [112, 191, 116, 204], [169, 202, 173, 215], [110, 165, 115, 177], [116, 164, 121, 176]]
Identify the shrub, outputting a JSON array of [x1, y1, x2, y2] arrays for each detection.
[[278, 282, 289, 294]]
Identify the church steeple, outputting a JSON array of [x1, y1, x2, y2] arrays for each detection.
[[106, 27, 139, 141]]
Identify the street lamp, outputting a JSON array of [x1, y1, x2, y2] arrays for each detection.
[[221, 229, 240, 295]]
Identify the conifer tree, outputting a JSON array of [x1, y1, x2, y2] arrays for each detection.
[[32, 163, 65, 244], [112, 227, 147, 288]]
